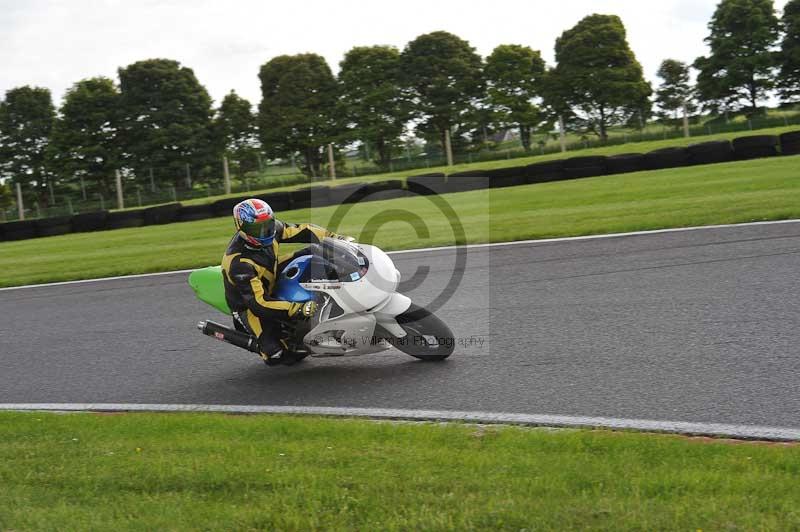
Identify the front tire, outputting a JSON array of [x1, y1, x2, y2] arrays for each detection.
[[384, 303, 454, 361]]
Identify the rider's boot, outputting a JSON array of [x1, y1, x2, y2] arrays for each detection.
[[259, 338, 293, 367]]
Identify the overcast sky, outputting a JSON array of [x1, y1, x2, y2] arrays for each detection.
[[0, 0, 791, 108]]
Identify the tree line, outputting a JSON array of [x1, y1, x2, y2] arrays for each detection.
[[1, 0, 799, 209]]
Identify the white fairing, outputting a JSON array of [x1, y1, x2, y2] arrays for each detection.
[[299, 242, 413, 357]]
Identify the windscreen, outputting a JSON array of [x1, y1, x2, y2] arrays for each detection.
[[318, 238, 369, 282]]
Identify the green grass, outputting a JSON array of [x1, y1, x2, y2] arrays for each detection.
[[0, 411, 797, 530], [177, 124, 800, 206], [3, 156, 800, 287]]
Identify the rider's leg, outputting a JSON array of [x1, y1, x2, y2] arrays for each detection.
[[243, 311, 287, 366]]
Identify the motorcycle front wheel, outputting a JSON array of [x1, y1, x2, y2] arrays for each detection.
[[383, 303, 455, 361]]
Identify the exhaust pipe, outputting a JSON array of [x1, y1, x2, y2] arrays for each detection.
[[198, 320, 261, 354]]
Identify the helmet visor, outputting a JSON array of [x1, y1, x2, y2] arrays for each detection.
[[240, 217, 276, 241]]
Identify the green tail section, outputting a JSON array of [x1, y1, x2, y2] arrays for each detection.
[[188, 266, 231, 315]]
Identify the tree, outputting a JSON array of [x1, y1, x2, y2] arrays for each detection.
[[694, 0, 780, 112], [258, 54, 339, 177], [118, 59, 215, 188], [0, 181, 12, 211], [48, 77, 121, 198], [548, 14, 651, 140], [655, 59, 696, 125], [214, 91, 260, 175], [338, 45, 410, 168], [539, 67, 577, 135], [0, 86, 56, 206], [484, 44, 546, 151], [778, 0, 800, 102], [400, 31, 484, 152]]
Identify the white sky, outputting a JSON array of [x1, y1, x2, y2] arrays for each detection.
[[0, 0, 791, 108]]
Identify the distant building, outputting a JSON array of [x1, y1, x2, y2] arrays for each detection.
[[489, 129, 519, 143]]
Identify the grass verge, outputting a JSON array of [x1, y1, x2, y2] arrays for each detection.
[[0, 412, 798, 530], [2, 155, 800, 288]]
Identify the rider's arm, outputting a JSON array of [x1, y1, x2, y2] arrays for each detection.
[[228, 256, 293, 320], [276, 221, 340, 244]]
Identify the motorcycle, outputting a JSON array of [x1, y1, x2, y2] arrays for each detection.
[[188, 237, 455, 362]]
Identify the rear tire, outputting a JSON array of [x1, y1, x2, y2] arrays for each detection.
[[384, 304, 455, 361]]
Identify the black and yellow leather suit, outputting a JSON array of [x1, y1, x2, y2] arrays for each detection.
[[222, 220, 341, 364]]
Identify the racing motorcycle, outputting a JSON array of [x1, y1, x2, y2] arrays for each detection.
[[188, 237, 455, 362]]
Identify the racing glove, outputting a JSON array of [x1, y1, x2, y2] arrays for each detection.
[[288, 300, 318, 319]]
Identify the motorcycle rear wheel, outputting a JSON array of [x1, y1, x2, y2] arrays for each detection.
[[384, 303, 454, 361]]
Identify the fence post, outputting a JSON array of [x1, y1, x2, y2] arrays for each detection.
[[223, 156, 231, 194], [15, 182, 24, 220], [115, 170, 124, 210], [327, 143, 336, 180], [683, 101, 690, 138], [444, 129, 454, 167]]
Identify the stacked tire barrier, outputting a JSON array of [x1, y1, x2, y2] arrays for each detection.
[[107, 210, 145, 229], [406, 173, 447, 195], [781, 131, 800, 155], [563, 156, 608, 179], [526, 160, 565, 183], [644, 147, 691, 170], [606, 154, 647, 175], [732, 135, 780, 160], [3, 130, 799, 243], [687, 140, 735, 165]]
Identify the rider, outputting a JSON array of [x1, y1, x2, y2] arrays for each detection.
[[222, 198, 350, 366]]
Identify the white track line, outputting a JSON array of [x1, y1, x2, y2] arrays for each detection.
[[1, 403, 797, 441], [389, 218, 800, 254], [3, 218, 800, 292]]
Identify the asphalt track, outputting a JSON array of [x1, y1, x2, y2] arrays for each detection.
[[2, 222, 799, 432]]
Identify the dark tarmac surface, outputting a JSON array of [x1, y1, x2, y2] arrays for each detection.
[[2, 222, 799, 428]]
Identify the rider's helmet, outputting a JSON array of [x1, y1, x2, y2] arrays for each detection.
[[233, 199, 276, 247]]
